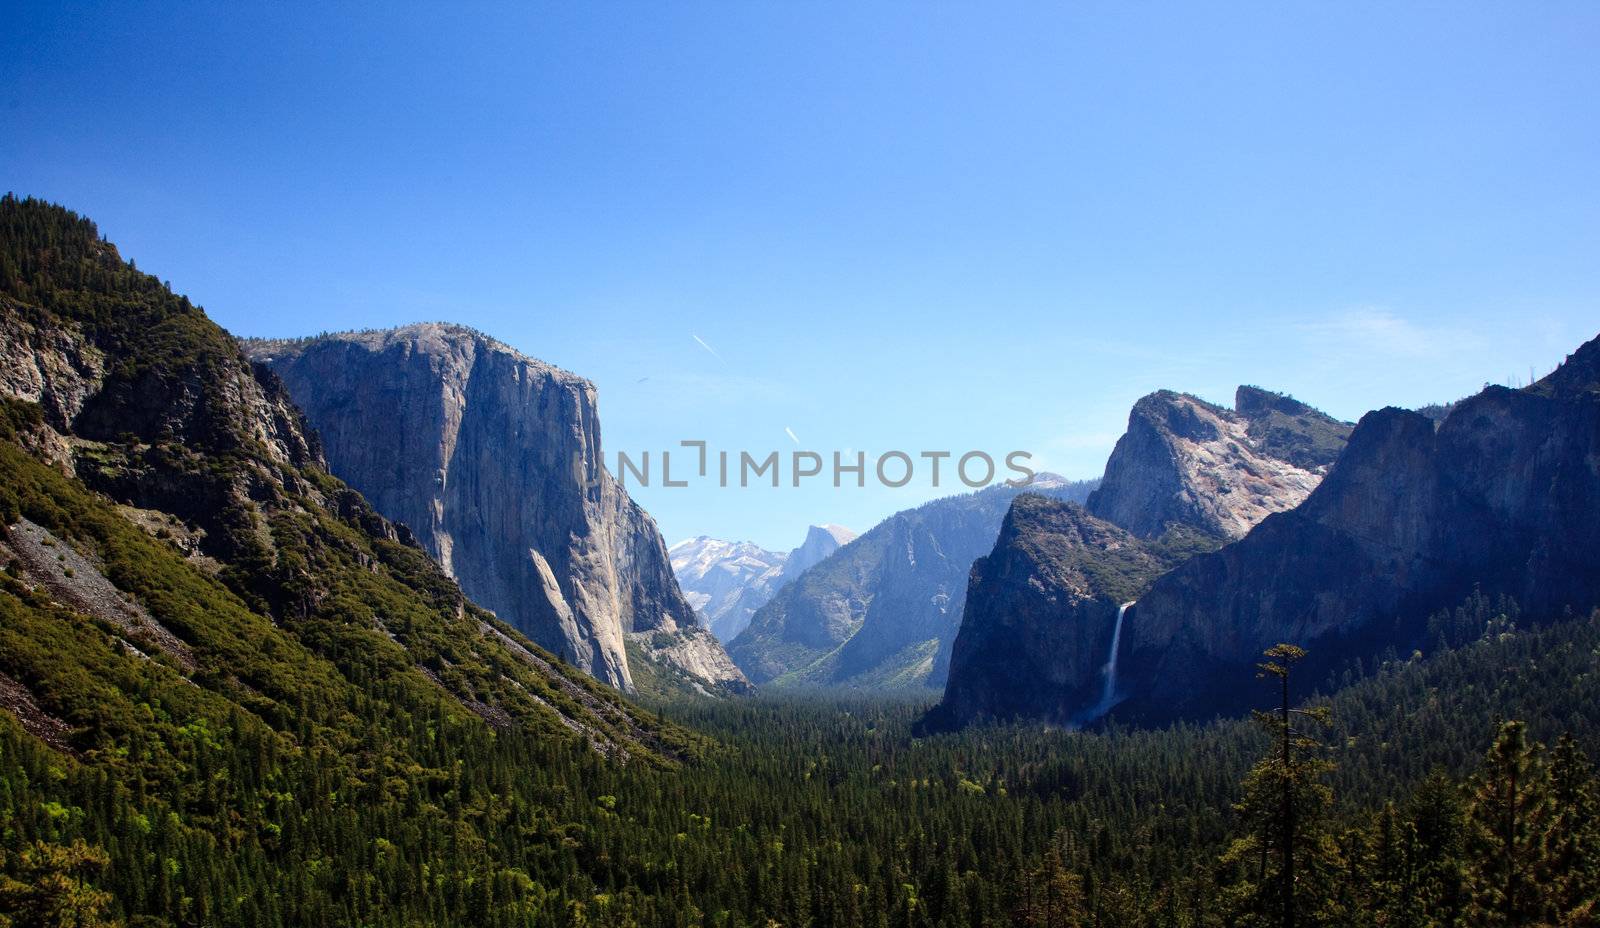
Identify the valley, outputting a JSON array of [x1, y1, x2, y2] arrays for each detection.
[[8, 4, 1600, 924], [2, 195, 1597, 927]]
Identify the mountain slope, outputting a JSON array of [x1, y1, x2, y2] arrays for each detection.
[[0, 195, 697, 923], [930, 385, 1344, 727], [670, 537, 787, 641], [1117, 334, 1600, 722], [244, 325, 748, 696], [670, 523, 856, 643], [728, 475, 1098, 689]]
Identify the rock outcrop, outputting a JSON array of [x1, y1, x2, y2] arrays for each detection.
[[781, 524, 857, 581], [1085, 388, 1351, 540], [0, 299, 106, 435], [930, 385, 1345, 727], [928, 495, 1185, 728], [1117, 336, 1600, 722], [728, 475, 1098, 689], [245, 325, 748, 695], [670, 523, 856, 643]]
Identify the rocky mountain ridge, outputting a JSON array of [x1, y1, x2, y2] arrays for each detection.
[[934, 349, 1600, 728], [245, 324, 748, 695], [727, 475, 1099, 689], [670, 523, 856, 643], [0, 195, 688, 761], [670, 537, 787, 642], [781, 523, 857, 581], [928, 495, 1191, 728]]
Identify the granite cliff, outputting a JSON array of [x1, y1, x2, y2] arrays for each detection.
[[1085, 387, 1351, 540], [781, 524, 857, 582], [245, 325, 748, 695], [0, 196, 688, 764], [937, 345, 1600, 728]]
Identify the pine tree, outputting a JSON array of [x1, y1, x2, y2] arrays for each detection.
[[1467, 721, 1550, 926], [1369, 803, 1425, 928], [1221, 644, 1335, 928], [1012, 847, 1086, 928], [1543, 733, 1599, 926], [0, 839, 120, 928], [1405, 772, 1470, 928]]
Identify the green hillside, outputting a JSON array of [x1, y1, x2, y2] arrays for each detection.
[[0, 196, 699, 926]]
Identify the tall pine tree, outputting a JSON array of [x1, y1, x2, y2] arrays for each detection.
[[1221, 644, 1336, 928], [1467, 721, 1550, 927], [1543, 733, 1599, 926]]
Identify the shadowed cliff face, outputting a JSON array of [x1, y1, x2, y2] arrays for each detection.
[[929, 495, 1187, 728], [781, 524, 857, 582], [246, 325, 748, 695], [1086, 388, 1352, 540], [931, 385, 1347, 728], [1119, 335, 1600, 722]]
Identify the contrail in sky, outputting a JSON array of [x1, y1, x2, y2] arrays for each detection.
[[692, 334, 723, 361], [785, 427, 800, 445]]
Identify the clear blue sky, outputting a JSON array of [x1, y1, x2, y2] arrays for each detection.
[[5, 3, 1598, 551]]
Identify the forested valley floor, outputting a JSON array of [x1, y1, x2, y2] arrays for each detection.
[[5, 591, 1598, 927]]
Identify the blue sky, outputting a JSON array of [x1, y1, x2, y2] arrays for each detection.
[[4, 2, 1598, 550]]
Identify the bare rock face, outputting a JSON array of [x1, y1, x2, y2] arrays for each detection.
[[1086, 388, 1351, 540], [780, 524, 857, 582], [927, 495, 1183, 729], [0, 299, 106, 434], [1118, 334, 1600, 722], [245, 324, 748, 695], [1, 295, 324, 562], [1, 196, 691, 758]]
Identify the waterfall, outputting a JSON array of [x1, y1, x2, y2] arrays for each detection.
[[1091, 601, 1136, 719]]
